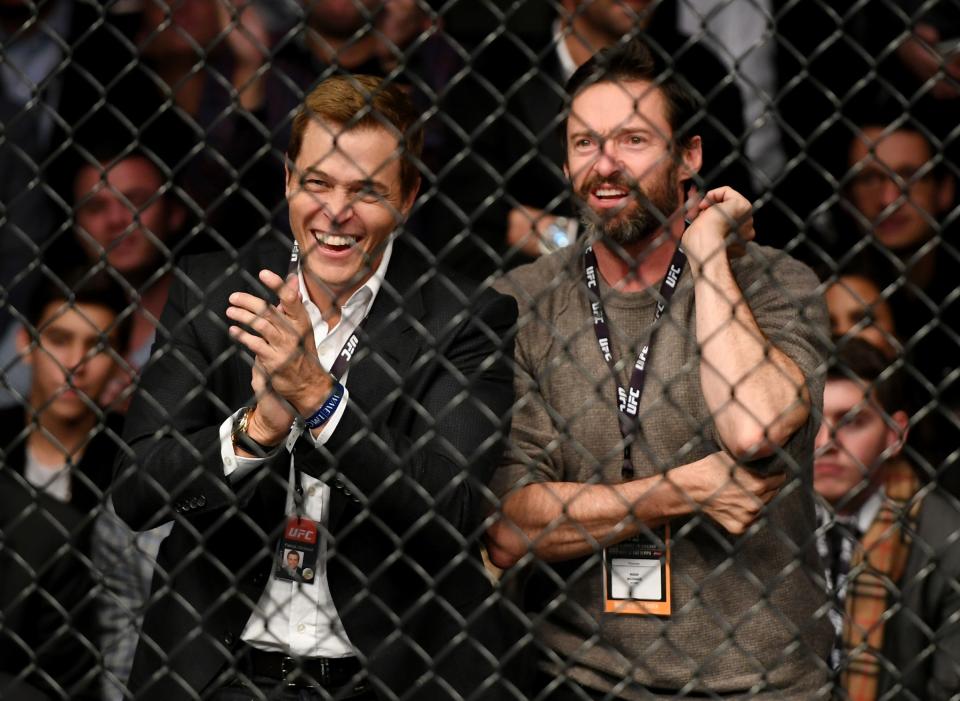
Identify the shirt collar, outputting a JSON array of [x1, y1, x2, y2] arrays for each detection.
[[553, 19, 578, 83], [298, 237, 394, 333], [855, 488, 885, 535]]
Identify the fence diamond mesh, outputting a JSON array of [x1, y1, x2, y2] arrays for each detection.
[[1, 1, 958, 700]]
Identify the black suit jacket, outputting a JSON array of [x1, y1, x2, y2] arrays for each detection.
[[0, 470, 99, 700], [113, 236, 519, 700], [0, 407, 123, 518]]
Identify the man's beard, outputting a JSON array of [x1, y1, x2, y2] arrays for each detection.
[[577, 167, 680, 247]]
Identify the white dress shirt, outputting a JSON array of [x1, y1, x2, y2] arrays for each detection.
[[217, 240, 394, 657]]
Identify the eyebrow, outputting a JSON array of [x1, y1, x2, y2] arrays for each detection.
[[569, 125, 658, 142], [299, 168, 390, 193]]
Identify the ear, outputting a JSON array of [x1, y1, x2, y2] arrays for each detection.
[[401, 177, 420, 218], [886, 409, 910, 457], [936, 172, 955, 214], [678, 136, 703, 181], [284, 159, 296, 200], [16, 325, 32, 365]]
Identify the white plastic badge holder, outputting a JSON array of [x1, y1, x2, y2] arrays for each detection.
[[602, 524, 671, 616]]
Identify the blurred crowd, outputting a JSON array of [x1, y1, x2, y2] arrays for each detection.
[[1, 0, 959, 699]]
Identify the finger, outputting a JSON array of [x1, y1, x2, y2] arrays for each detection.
[[228, 292, 287, 340], [275, 271, 305, 318], [229, 291, 275, 316], [684, 187, 702, 221], [226, 305, 277, 340], [229, 325, 271, 357]]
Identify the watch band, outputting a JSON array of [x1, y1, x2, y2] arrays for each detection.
[[232, 406, 280, 457]]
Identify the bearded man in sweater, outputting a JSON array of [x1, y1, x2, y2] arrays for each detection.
[[487, 38, 833, 699]]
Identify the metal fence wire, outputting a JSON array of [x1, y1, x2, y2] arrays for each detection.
[[1, 0, 959, 699]]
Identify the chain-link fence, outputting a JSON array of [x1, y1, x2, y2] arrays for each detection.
[[1, 1, 959, 700]]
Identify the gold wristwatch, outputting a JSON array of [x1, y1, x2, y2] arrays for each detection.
[[232, 407, 279, 457]]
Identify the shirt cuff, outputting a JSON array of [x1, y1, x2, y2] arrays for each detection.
[[291, 387, 350, 448], [220, 409, 270, 482]]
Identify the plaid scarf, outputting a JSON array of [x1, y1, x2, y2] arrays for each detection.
[[841, 460, 923, 700]]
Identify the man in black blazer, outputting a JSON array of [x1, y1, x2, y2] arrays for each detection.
[[113, 74, 518, 700]]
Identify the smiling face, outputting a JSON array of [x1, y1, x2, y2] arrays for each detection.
[[565, 80, 700, 247], [846, 126, 954, 252], [814, 378, 907, 514], [285, 119, 413, 308], [21, 302, 120, 424]]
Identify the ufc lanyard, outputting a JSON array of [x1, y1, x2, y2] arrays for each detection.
[[583, 244, 687, 479], [287, 242, 363, 515]]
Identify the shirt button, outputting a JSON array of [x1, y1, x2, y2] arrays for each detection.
[[297, 624, 306, 633]]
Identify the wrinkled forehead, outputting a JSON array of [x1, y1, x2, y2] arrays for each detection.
[[568, 80, 671, 139], [292, 119, 403, 180]]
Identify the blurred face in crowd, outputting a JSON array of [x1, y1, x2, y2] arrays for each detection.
[[19, 302, 120, 424], [285, 119, 414, 306], [305, 0, 381, 37], [565, 80, 700, 247], [73, 156, 183, 282], [141, 0, 220, 58], [565, 0, 655, 40], [814, 378, 907, 514], [846, 126, 954, 252], [826, 275, 897, 355]]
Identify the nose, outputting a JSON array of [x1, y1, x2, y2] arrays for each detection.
[[63, 344, 88, 383], [879, 175, 903, 208], [105, 197, 134, 231], [321, 188, 356, 228], [594, 139, 622, 179], [813, 420, 834, 457]]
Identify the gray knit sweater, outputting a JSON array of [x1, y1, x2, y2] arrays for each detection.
[[492, 242, 833, 699]]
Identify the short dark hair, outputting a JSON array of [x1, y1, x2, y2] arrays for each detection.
[[563, 37, 701, 155], [287, 75, 424, 199], [828, 337, 904, 413], [844, 92, 948, 181], [25, 263, 133, 354]]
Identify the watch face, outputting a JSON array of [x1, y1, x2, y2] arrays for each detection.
[[548, 224, 571, 248], [232, 407, 251, 442]]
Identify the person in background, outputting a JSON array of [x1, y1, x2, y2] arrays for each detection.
[[814, 338, 960, 699], [824, 272, 898, 357], [70, 143, 188, 407], [0, 263, 130, 700], [1, 264, 129, 513], [0, 142, 186, 410], [833, 106, 959, 487]]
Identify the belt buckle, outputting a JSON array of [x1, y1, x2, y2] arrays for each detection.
[[281, 656, 299, 688]]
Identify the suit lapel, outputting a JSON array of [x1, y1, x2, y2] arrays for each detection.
[[344, 254, 424, 412], [324, 240, 426, 527]]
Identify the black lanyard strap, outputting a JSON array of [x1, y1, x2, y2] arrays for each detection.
[[289, 241, 367, 512], [583, 244, 687, 479]]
